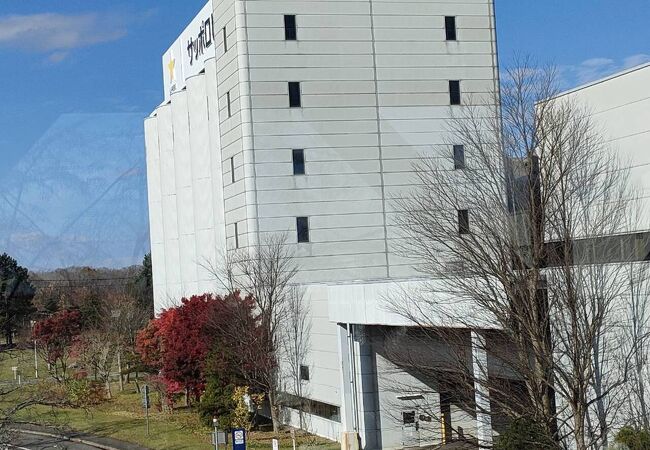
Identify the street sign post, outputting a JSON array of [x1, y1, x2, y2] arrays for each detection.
[[232, 428, 246, 450], [142, 385, 150, 436], [211, 431, 227, 447]]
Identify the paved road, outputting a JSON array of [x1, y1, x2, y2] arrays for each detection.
[[6, 431, 100, 450]]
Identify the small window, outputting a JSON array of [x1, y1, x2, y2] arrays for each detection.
[[453, 145, 465, 170], [292, 149, 305, 175], [300, 365, 309, 381], [226, 91, 232, 117], [403, 411, 416, 425], [449, 80, 461, 105], [289, 82, 301, 107], [222, 26, 227, 52], [445, 16, 457, 41], [234, 222, 239, 248], [458, 209, 470, 234], [297, 217, 309, 242], [230, 157, 235, 183], [284, 15, 297, 40]]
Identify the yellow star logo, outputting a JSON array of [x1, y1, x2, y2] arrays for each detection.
[[167, 58, 176, 82]]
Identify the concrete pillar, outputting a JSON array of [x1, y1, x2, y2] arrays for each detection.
[[471, 330, 493, 448], [337, 324, 381, 449]]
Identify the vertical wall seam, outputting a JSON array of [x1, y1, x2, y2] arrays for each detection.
[[368, 0, 391, 279], [237, 0, 262, 249]]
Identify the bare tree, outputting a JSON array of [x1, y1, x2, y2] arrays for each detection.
[[282, 285, 311, 429], [390, 59, 642, 449], [620, 262, 650, 430], [208, 232, 299, 432]]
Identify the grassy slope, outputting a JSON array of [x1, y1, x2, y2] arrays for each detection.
[[0, 350, 339, 450]]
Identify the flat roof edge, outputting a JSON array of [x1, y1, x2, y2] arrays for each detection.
[[553, 60, 650, 99]]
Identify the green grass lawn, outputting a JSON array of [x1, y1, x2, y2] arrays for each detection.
[[0, 350, 339, 450]]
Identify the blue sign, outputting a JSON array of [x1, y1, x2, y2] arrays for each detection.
[[232, 428, 246, 450]]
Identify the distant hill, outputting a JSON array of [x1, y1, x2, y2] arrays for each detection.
[[0, 113, 149, 271]]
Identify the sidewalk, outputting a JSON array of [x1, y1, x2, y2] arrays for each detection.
[[11, 423, 151, 450]]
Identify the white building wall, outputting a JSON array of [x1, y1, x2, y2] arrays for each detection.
[[144, 117, 167, 305], [145, 0, 499, 445], [553, 63, 650, 233], [156, 104, 183, 306]]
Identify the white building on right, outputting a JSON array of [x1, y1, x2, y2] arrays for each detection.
[[553, 62, 650, 230]]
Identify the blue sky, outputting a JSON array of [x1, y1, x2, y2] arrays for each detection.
[[0, 0, 647, 270]]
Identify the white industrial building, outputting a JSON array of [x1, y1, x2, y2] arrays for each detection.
[[144, 0, 500, 448], [553, 62, 650, 229]]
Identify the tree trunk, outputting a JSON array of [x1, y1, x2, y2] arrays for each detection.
[[117, 350, 124, 392], [268, 390, 281, 433], [185, 388, 190, 407], [105, 378, 112, 399], [574, 405, 587, 450]]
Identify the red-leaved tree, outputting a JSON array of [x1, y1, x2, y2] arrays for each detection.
[[207, 292, 273, 393], [136, 294, 217, 406], [136, 292, 270, 409], [32, 309, 83, 381]]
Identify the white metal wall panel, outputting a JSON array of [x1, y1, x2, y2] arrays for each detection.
[[144, 117, 167, 313], [171, 91, 199, 294]]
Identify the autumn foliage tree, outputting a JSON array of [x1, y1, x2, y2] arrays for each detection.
[[136, 291, 268, 415], [136, 294, 217, 405], [32, 309, 83, 381]]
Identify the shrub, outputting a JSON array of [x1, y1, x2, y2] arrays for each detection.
[[199, 377, 235, 429], [494, 417, 558, 450], [615, 426, 650, 450], [65, 379, 106, 407]]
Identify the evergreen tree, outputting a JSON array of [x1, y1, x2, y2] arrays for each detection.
[[0, 253, 35, 346]]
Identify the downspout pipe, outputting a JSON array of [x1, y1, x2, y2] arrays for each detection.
[[346, 323, 360, 434]]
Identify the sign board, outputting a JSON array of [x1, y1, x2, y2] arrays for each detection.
[[162, 0, 216, 101], [232, 428, 246, 450], [212, 431, 227, 445], [272, 438, 279, 450], [142, 385, 150, 409]]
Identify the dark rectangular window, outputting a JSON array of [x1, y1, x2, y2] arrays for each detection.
[[403, 411, 416, 425], [230, 157, 235, 183], [445, 16, 457, 41], [284, 15, 297, 40], [289, 82, 301, 107], [449, 80, 461, 105], [222, 26, 227, 52], [234, 222, 239, 248], [453, 145, 465, 169], [458, 209, 470, 234], [282, 393, 340, 422], [292, 149, 305, 175], [297, 216, 309, 242], [226, 91, 232, 117], [300, 365, 309, 381]]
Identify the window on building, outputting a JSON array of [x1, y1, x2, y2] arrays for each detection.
[[289, 82, 301, 107], [449, 80, 461, 105], [453, 145, 465, 169], [445, 16, 457, 41], [284, 15, 297, 40], [222, 26, 228, 52], [230, 157, 235, 183], [282, 393, 340, 422], [292, 149, 305, 175], [458, 209, 470, 234], [234, 222, 239, 248], [297, 216, 309, 242], [226, 91, 232, 117], [403, 411, 416, 425], [300, 365, 309, 381]]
